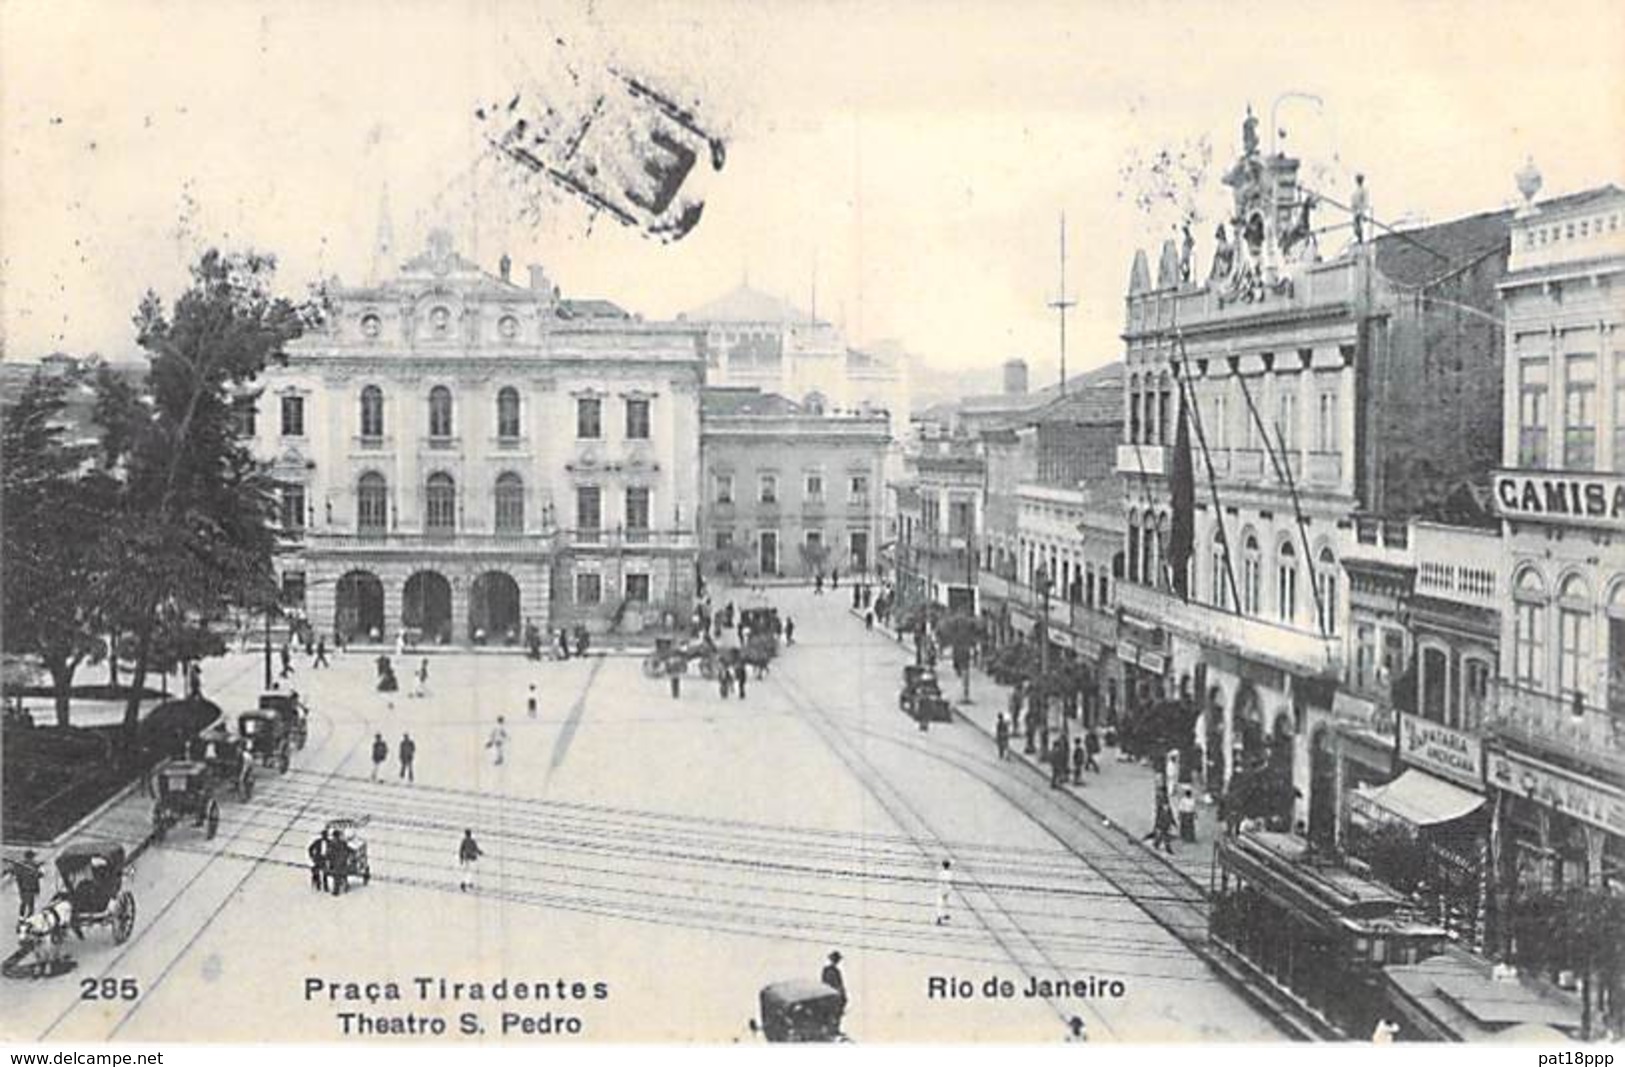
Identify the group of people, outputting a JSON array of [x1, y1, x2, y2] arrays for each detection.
[[369, 732, 416, 782], [307, 827, 357, 895]]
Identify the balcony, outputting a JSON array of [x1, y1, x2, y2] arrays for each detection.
[[1230, 448, 1265, 482], [352, 434, 390, 452], [1116, 580, 1341, 678], [561, 527, 696, 551], [1306, 451, 1342, 487], [310, 529, 557, 555], [1485, 680, 1625, 780], [979, 572, 1117, 649], [422, 435, 460, 451], [1117, 443, 1168, 477]]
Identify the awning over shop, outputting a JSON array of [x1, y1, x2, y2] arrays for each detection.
[[1358, 769, 1484, 827]]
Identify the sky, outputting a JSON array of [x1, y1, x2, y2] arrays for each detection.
[[3, 0, 1623, 383]]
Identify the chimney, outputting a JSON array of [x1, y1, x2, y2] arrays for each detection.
[[1003, 358, 1029, 396], [499, 253, 512, 283]]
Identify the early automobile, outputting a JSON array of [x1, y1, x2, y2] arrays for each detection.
[[257, 690, 309, 750], [238, 710, 292, 774], [756, 980, 847, 1042], [899, 665, 951, 723], [150, 759, 222, 840], [324, 817, 371, 890], [185, 726, 255, 798]]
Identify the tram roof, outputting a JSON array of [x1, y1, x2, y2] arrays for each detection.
[[1219, 831, 1447, 934]]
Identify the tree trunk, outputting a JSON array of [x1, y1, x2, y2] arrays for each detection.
[[107, 634, 120, 686], [47, 658, 75, 728], [121, 622, 155, 760]]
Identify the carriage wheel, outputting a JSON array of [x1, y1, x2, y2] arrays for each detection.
[[205, 800, 220, 839], [113, 892, 136, 944], [641, 654, 661, 678], [276, 751, 290, 774]]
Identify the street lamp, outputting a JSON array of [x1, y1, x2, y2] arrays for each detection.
[[1034, 562, 1053, 751]]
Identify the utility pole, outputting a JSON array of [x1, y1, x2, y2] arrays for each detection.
[[1048, 213, 1076, 396]]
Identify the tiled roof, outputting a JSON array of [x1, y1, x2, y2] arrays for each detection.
[[1026, 362, 1123, 426], [700, 386, 801, 418], [1374, 208, 1513, 288]]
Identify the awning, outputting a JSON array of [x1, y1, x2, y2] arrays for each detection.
[[1358, 769, 1484, 827]]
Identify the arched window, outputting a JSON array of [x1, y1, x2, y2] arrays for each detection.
[[360, 385, 384, 439], [1211, 528, 1229, 608], [1316, 546, 1339, 635], [496, 387, 521, 441], [1242, 533, 1261, 615], [1128, 375, 1142, 444], [357, 472, 388, 534], [1126, 511, 1141, 584], [494, 472, 524, 534], [1557, 574, 1592, 700], [429, 386, 454, 438], [1513, 568, 1548, 687], [1141, 513, 1158, 588], [425, 472, 456, 533], [1276, 540, 1297, 623]]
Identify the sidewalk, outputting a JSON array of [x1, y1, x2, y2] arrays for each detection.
[[853, 608, 1218, 890]]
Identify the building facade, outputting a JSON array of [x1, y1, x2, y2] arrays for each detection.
[[1488, 176, 1625, 896], [256, 230, 704, 644], [1118, 113, 1513, 830], [698, 387, 888, 581]]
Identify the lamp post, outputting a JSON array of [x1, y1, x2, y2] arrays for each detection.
[[1034, 563, 1053, 750]]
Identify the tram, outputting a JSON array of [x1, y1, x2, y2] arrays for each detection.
[[1209, 829, 1449, 1038]]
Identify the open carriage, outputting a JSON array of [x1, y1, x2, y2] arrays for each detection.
[[6, 843, 136, 979]]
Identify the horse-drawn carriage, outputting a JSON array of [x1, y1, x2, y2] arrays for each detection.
[[151, 759, 224, 840], [642, 635, 724, 680], [238, 710, 292, 774], [258, 690, 308, 750], [7, 843, 136, 979], [899, 665, 951, 724], [322, 817, 371, 891], [184, 726, 256, 799]]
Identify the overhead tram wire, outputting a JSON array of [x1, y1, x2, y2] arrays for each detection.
[[1171, 329, 1245, 615]]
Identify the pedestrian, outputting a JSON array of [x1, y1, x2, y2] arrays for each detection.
[[313, 637, 329, 668], [486, 716, 510, 766], [279, 641, 293, 680], [865, 610, 875, 631], [458, 830, 483, 892], [399, 732, 416, 782], [1024, 705, 1039, 755], [994, 711, 1010, 760], [7, 850, 43, 917], [821, 950, 848, 1022], [307, 832, 328, 891], [1072, 736, 1085, 785], [831, 568, 839, 589], [814, 573, 824, 595], [370, 733, 388, 782], [573, 625, 589, 658], [395, 630, 407, 661], [1051, 736, 1068, 789], [557, 627, 571, 660], [1085, 727, 1102, 773], [526, 683, 538, 719], [668, 661, 683, 699], [784, 617, 795, 645], [188, 662, 203, 697], [934, 859, 954, 925], [327, 831, 350, 895], [1177, 784, 1198, 843], [413, 657, 429, 698], [1152, 798, 1176, 853], [1064, 1016, 1088, 1043], [735, 662, 748, 699], [719, 664, 733, 699]]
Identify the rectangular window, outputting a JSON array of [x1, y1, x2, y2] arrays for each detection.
[[1316, 391, 1338, 452], [758, 530, 779, 575], [576, 485, 601, 540], [280, 571, 306, 609], [804, 472, 824, 502], [1614, 352, 1625, 474], [1515, 601, 1546, 686], [280, 485, 306, 530], [805, 529, 823, 550], [575, 573, 602, 604], [1355, 623, 1376, 691], [624, 573, 650, 603], [625, 486, 650, 542], [1519, 359, 1549, 468], [280, 395, 305, 437], [949, 500, 973, 539], [759, 473, 778, 504], [625, 398, 651, 440], [1276, 391, 1298, 450], [714, 473, 734, 505], [849, 530, 869, 572], [1210, 393, 1227, 449], [1565, 353, 1597, 469], [848, 474, 869, 503], [576, 397, 602, 439], [233, 400, 258, 439]]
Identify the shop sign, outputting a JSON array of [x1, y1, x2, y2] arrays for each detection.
[[1139, 651, 1167, 675], [1398, 713, 1483, 789], [1488, 750, 1625, 835], [1493, 470, 1625, 530], [1117, 641, 1141, 667], [1049, 629, 1074, 651]]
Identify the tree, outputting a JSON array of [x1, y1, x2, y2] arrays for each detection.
[[1118, 695, 1199, 764], [95, 250, 317, 747], [0, 364, 116, 725], [1511, 885, 1625, 1038], [1222, 759, 1298, 832], [936, 611, 986, 703], [1356, 821, 1431, 896]]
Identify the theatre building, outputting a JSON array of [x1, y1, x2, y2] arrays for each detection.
[[254, 229, 704, 644], [1488, 173, 1625, 896]]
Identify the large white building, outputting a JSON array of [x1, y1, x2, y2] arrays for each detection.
[[251, 230, 705, 645]]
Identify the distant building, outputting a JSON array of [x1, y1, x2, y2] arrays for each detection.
[[254, 229, 704, 644], [698, 387, 888, 581]]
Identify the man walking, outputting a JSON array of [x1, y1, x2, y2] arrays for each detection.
[[668, 660, 683, 699], [1084, 727, 1102, 773], [399, 732, 416, 782], [370, 733, 388, 782], [994, 711, 1010, 760], [486, 716, 510, 766], [458, 830, 483, 892], [1151, 797, 1176, 853], [7, 850, 43, 917], [821, 951, 848, 1028], [1072, 735, 1085, 785], [934, 859, 954, 925], [313, 636, 329, 669], [526, 684, 538, 719], [735, 662, 748, 699], [308, 831, 328, 891], [413, 657, 429, 699], [784, 617, 796, 645], [279, 640, 293, 680], [1050, 736, 1069, 789]]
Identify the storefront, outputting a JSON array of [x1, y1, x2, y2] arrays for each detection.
[[1488, 747, 1625, 894]]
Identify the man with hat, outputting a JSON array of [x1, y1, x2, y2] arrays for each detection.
[[7, 849, 43, 917], [820, 950, 847, 1024]]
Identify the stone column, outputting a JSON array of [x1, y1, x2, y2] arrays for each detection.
[[308, 561, 337, 642], [382, 570, 403, 642], [450, 573, 470, 645]]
